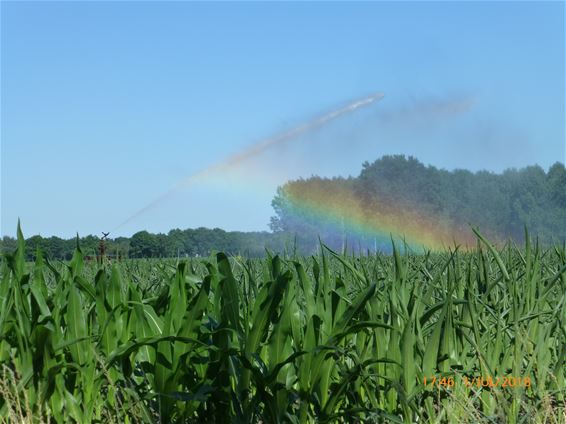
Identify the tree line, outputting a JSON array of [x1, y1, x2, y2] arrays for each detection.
[[0, 228, 291, 261], [270, 155, 566, 252], [3, 155, 564, 259]]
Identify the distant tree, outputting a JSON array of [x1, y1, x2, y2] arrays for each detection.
[[130, 231, 159, 258], [0, 236, 17, 254], [25, 235, 46, 259], [271, 155, 566, 249]]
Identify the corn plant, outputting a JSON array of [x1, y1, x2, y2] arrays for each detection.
[[0, 222, 565, 423]]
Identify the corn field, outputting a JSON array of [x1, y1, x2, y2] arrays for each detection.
[[0, 224, 565, 423]]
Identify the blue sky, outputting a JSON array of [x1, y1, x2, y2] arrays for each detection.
[[1, 1, 564, 238]]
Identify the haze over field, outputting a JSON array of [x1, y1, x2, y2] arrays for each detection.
[[1, 1, 564, 240]]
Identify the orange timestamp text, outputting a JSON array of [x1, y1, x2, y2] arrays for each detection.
[[422, 375, 531, 389]]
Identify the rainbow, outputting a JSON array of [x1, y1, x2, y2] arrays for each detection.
[[280, 180, 480, 251]]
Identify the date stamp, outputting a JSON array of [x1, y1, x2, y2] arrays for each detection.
[[422, 375, 531, 389]]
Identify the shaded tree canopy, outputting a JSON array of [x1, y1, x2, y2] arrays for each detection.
[[1, 227, 290, 261], [270, 155, 566, 252], [3, 156, 564, 259]]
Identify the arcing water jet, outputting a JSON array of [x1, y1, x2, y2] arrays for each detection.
[[114, 92, 385, 231]]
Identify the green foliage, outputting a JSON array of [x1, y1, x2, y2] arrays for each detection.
[[0, 228, 291, 261], [1, 224, 565, 423], [270, 155, 566, 251]]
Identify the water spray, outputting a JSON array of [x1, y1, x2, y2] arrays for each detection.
[[114, 92, 385, 231]]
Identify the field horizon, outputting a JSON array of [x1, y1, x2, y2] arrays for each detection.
[[3, 155, 564, 261]]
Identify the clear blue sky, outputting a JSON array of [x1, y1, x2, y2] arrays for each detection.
[[1, 1, 564, 238]]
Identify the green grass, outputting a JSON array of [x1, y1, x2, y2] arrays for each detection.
[[0, 224, 565, 423]]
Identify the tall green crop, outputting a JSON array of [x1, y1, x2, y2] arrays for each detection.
[[0, 223, 564, 423]]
